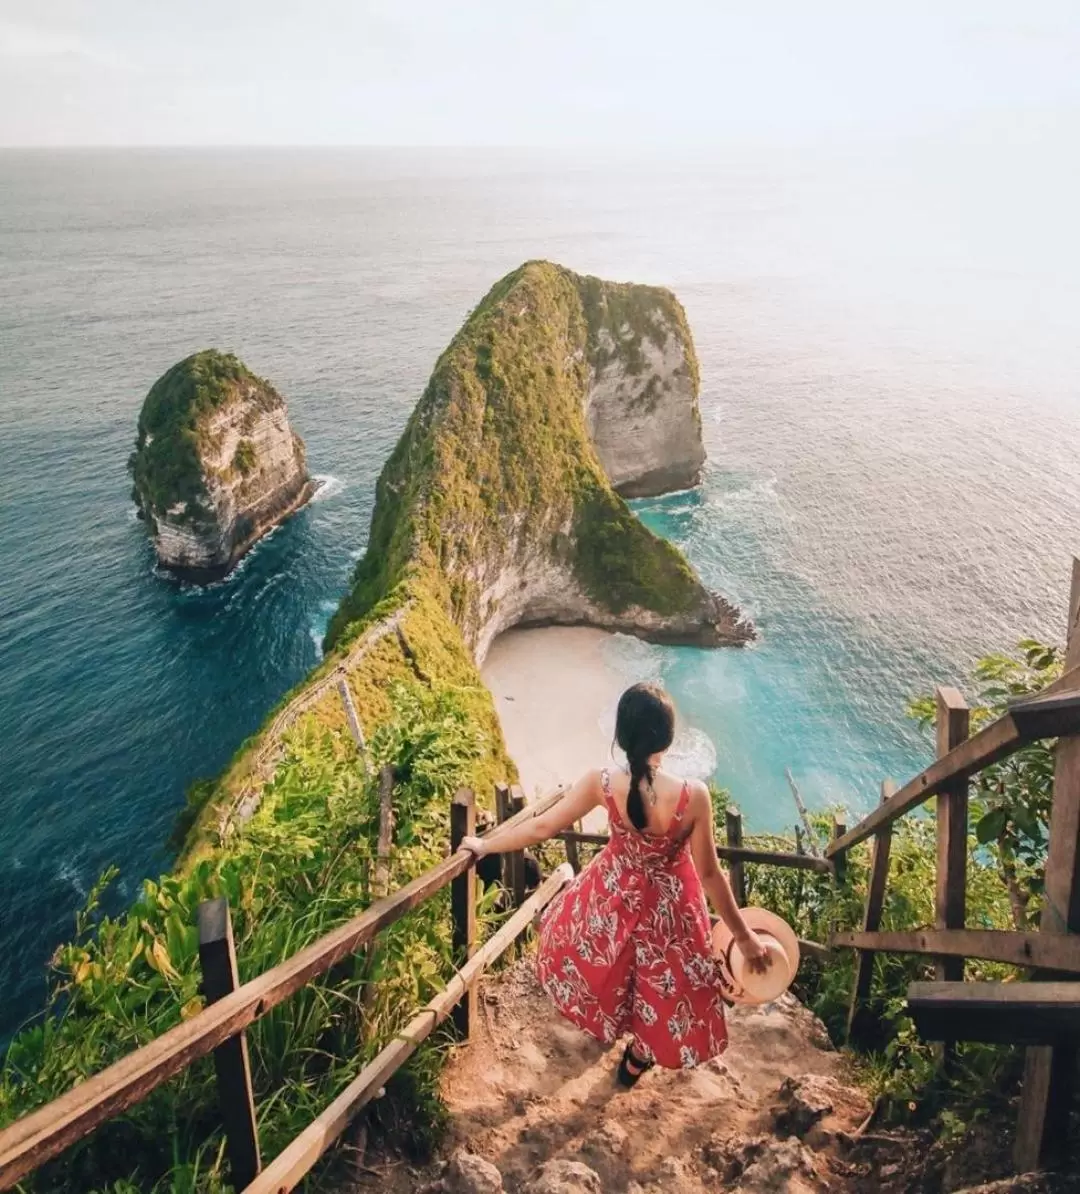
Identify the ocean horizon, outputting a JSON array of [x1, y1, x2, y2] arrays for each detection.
[[2, 133, 1079, 1038]]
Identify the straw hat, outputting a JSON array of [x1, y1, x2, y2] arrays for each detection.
[[710, 908, 800, 1006]]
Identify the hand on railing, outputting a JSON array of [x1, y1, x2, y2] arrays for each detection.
[[459, 835, 488, 858]]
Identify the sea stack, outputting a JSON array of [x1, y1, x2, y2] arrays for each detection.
[[130, 351, 315, 582], [327, 260, 752, 661]]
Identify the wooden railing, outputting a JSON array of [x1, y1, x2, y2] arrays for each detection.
[[830, 558, 1080, 1174], [0, 787, 566, 1192]]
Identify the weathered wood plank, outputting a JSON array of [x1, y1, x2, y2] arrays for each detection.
[[336, 678, 367, 767], [0, 788, 564, 1191], [726, 807, 747, 904], [935, 688, 970, 989], [785, 768, 822, 856], [509, 786, 527, 909], [494, 783, 512, 892], [198, 899, 261, 1189], [242, 864, 575, 1194], [832, 928, 1080, 974], [847, 780, 896, 1046], [910, 982, 1080, 1047], [1010, 689, 1080, 741], [555, 831, 834, 873], [1016, 557, 1080, 1173], [832, 815, 848, 886], [450, 789, 477, 1039]]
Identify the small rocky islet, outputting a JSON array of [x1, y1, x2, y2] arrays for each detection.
[[130, 349, 315, 582]]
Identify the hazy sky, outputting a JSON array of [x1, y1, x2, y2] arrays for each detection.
[[1, 1, 1079, 147]]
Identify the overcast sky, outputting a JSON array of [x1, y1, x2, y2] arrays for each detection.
[[1, 0, 1078, 147]]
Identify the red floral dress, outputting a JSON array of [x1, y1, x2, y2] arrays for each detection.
[[536, 769, 730, 1069]]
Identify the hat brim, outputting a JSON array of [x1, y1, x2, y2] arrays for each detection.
[[711, 908, 800, 1005]]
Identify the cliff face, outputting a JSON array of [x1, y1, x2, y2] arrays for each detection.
[[580, 275, 706, 498], [327, 261, 751, 661], [130, 351, 315, 581]]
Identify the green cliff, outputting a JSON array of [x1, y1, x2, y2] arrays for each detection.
[[328, 260, 749, 659]]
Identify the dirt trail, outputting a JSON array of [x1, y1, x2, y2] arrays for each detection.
[[349, 959, 928, 1193]]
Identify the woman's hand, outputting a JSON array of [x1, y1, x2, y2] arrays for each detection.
[[459, 835, 488, 858], [735, 929, 772, 975]]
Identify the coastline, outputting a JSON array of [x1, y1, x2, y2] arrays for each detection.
[[481, 626, 623, 830]]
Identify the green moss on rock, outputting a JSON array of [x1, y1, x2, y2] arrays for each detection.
[[328, 260, 718, 651], [129, 350, 279, 526]]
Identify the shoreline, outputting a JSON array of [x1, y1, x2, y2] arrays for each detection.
[[481, 626, 624, 830]]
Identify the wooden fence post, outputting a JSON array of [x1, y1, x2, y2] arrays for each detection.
[[494, 783, 513, 893], [1016, 558, 1080, 1172], [450, 789, 477, 1039], [336, 678, 367, 770], [509, 786, 527, 909], [847, 780, 896, 1046], [726, 806, 747, 906], [832, 816, 848, 886], [935, 688, 971, 991], [197, 898, 261, 1190], [565, 821, 581, 873]]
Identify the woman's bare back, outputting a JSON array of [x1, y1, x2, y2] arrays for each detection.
[[603, 766, 699, 840]]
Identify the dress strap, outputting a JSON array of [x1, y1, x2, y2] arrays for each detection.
[[670, 781, 691, 829]]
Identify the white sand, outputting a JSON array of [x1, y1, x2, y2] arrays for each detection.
[[481, 627, 624, 824]]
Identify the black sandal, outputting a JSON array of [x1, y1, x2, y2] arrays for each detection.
[[616, 1042, 653, 1088]]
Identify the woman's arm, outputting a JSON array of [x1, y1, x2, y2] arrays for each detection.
[[459, 770, 603, 858], [687, 782, 770, 970]]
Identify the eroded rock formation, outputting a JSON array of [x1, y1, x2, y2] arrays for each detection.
[[130, 351, 314, 582]]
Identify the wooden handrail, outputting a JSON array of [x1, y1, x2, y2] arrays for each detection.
[[832, 928, 1080, 975], [0, 788, 564, 1191], [243, 864, 574, 1193], [556, 831, 834, 874], [828, 663, 1080, 860]]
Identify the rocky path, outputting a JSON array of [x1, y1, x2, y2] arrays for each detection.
[[346, 960, 936, 1194]]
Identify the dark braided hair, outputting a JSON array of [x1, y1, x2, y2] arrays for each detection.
[[614, 683, 676, 831]]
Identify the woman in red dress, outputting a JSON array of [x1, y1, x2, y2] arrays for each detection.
[[461, 682, 769, 1085]]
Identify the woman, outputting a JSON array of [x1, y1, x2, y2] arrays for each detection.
[[460, 681, 769, 1086]]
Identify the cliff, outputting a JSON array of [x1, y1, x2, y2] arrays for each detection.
[[130, 351, 315, 581], [327, 261, 750, 661], [580, 273, 706, 498]]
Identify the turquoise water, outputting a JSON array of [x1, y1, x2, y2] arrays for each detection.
[[3, 138, 1079, 1037]]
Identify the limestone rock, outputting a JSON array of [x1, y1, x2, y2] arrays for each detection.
[[773, 1074, 838, 1137], [446, 1148, 505, 1194], [131, 350, 314, 582], [726, 1136, 815, 1193], [525, 1159, 603, 1194], [327, 261, 753, 660], [583, 288, 705, 499]]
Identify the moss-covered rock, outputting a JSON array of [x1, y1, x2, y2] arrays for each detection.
[[130, 350, 314, 581], [327, 260, 750, 660]]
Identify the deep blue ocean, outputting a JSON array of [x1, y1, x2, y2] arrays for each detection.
[[2, 136, 1079, 1037]]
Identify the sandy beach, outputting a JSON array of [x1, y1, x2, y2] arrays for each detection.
[[481, 627, 624, 827]]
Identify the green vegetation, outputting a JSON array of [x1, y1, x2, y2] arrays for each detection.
[[728, 640, 1060, 1161], [232, 440, 256, 476], [327, 260, 709, 649], [0, 678, 504, 1192], [1, 263, 716, 1191], [129, 351, 279, 526]]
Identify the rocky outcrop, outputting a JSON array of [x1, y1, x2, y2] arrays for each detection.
[[130, 351, 315, 582], [327, 261, 752, 658], [581, 276, 706, 498]]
